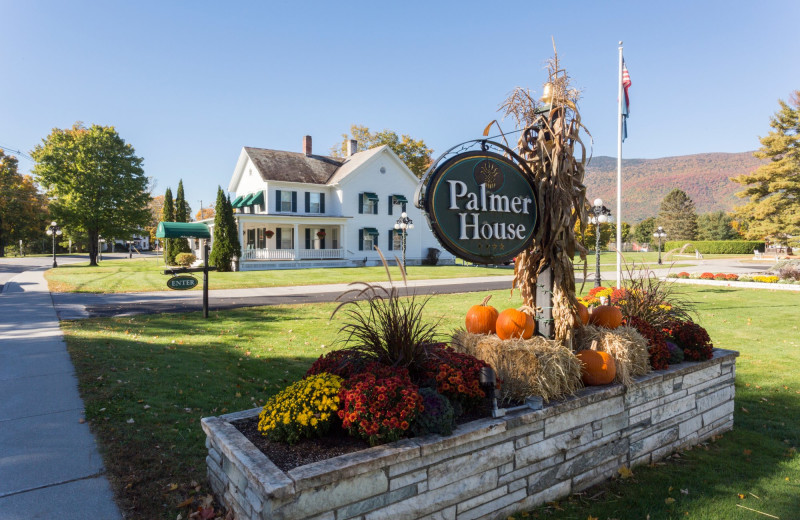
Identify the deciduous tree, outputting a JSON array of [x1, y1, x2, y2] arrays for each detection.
[[732, 91, 800, 241], [657, 188, 697, 241], [631, 217, 655, 245], [0, 150, 49, 256], [331, 125, 433, 178], [31, 123, 150, 266], [696, 211, 740, 240]]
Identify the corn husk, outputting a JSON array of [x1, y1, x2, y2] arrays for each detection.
[[575, 325, 651, 385], [451, 330, 582, 403]]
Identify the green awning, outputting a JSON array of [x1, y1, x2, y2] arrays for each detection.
[[249, 191, 264, 206], [392, 194, 408, 204], [156, 222, 211, 239], [242, 193, 258, 205], [231, 195, 245, 208], [363, 192, 379, 201], [363, 228, 379, 236]]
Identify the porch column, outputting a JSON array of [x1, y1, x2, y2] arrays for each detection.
[[293, 223, 300, 260], [237, 218, 244, 258], [341, 225, 347, 256]]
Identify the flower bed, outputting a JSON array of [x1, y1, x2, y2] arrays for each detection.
[[202, 349, 737, 520]]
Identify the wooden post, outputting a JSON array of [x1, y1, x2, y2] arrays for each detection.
[[535, 266, 554, 339], [203, 240, 209, 318]]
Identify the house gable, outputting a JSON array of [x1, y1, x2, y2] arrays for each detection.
[[330, 146, 419, 188]]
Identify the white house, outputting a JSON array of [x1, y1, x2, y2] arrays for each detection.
[[213, 136, 453, 270]]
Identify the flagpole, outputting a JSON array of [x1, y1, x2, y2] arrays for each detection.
[[616, 41, 624, 289]]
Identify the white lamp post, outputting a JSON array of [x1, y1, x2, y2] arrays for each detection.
[[393, 210, 414, 271], [589, 199, 611, 287], [653, 226, 667, 265]]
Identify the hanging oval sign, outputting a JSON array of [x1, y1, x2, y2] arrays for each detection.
[[423, 149, 538, 264], [167, 275, 199, 290]]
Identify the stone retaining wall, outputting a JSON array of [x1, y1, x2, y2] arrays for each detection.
[[202, 349, 738, 520]]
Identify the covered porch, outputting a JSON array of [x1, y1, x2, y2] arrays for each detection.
[[236, 215, 349, 264]]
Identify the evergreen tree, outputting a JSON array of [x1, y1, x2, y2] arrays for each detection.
[[173, 180, 192, 255], [631, 217, 656, 245], [732, 91, 800, 241], [697, 211, 740, 240], [161, 187, 176, 264], [209, 187, 241, 271], [656, 189, 697, 241], [225, 194, 242, 260]]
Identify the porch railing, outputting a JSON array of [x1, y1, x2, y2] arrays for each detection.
[[242, 248, 345, 261]]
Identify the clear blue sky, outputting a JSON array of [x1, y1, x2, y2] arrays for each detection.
[[2, 0, 798, 215]]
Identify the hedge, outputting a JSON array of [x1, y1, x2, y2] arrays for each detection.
[[662, 240, 765, 254]]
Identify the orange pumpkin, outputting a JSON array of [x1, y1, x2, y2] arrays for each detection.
[[576, 349, 617, 385], [496, 308, 535, 340], [576, 303, 589, 325], [466, 295, 499, 335], [589, 305, 623, 329]]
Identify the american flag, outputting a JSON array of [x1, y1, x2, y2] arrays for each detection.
[[621, 60, 631, 141]]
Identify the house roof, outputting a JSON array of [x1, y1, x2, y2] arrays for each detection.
[[325, 146, 386, 185], [244, 147, 343, 184]]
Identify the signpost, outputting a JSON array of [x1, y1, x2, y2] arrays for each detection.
[[156, 222, 216, 318]]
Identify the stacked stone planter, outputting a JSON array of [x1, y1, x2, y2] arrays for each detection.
[[202, 349, 737, 520]]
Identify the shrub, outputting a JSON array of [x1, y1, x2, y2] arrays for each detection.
[[258, 373, 343, 444], [689, 272, 702, 279], [725, 273, 739, 281], [667, 273, 679, 278], [662, 240, 764, 254], [753, 275, 779, 283], [700, 272, 715, 280], [614, 267, 694, 330], [421, 345, 488, 415], [411, 388, 456, 437], [175, 253, 196, 266], [305, 349, 371, 379], [738, 275, 753, 282], [338, 365, 423, 446], [677, 272, 690, 279], [626, 316, 669, 370], [332, 280, 441, 376], [666, 320, 713, 361], [713, 273, 727, 280], [579, 286, 628, 307], [770, 260, 800, 281]]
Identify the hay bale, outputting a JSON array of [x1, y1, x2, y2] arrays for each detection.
[[451, 330, 582, 403], [575, 325, 651, 385]]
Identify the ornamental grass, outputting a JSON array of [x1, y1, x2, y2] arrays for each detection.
[[575, 325, 651, 386], [451, 330, 582, 403]]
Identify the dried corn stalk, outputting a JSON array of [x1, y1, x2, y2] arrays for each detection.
[[503, 46, 591, 348]]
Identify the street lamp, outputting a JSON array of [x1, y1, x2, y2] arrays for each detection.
[[46, 221, 62, 268], [589, 198, 612, 287], [653, 226, 667, 265], [393, 210, 414, 271]]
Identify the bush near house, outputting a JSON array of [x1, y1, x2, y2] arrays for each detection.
[[663, 240, 764, 254]]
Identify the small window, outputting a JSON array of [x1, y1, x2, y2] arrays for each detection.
[[360, 193, 378, 214], [280, 227, 293, 249], [309, 193, 321, 213], [363, 234, 374, 251], [392, 230, 403, 251], [280, 191, 293, 212]]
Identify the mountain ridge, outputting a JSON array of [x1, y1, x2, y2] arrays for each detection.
[[582, 151, 764, 223]]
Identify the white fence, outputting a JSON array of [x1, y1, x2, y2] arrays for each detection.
[[242, 248, 345, 261]]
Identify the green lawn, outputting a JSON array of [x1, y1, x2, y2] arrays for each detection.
[[60, 285, 799, 519], [45, 259, 512, 293]]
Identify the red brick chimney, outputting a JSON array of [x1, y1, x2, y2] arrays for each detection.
[[302, 135, 312, 156]]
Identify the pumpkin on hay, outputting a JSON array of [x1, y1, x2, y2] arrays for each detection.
[[496, 308, 534, 340], [576, 303, 589, 325], [465, 295, 499, 335], [576, 349, 616, 386], [589, 305, 623, 329]]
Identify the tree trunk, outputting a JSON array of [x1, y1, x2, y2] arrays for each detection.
[[88, 229, 99, 266]]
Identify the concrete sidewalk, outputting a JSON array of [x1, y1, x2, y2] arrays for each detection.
[[0, 267, 122, 519]]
